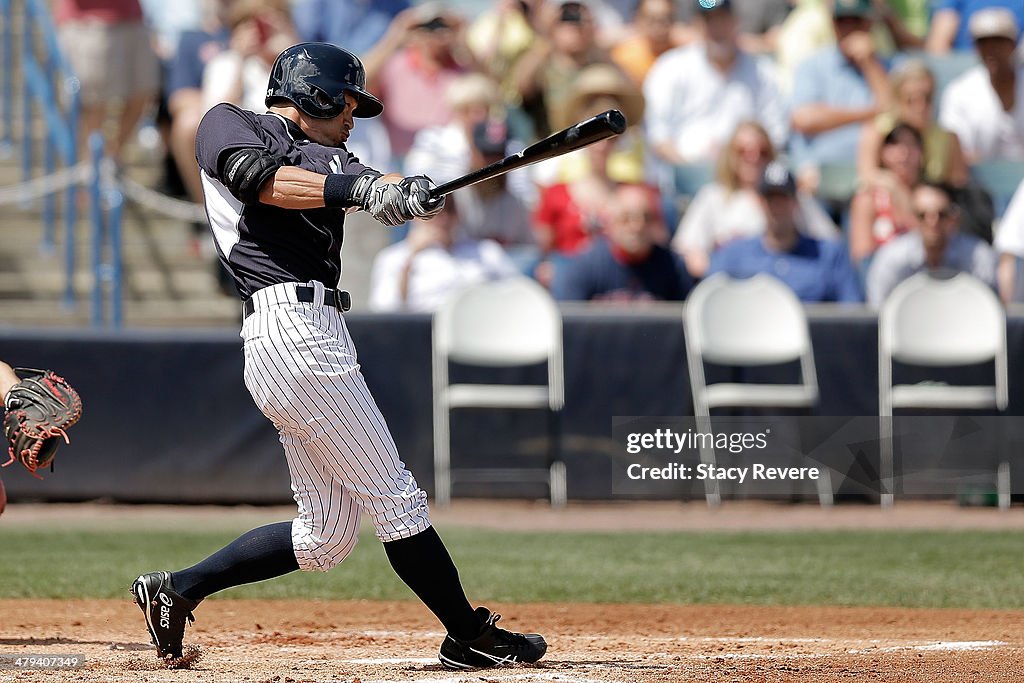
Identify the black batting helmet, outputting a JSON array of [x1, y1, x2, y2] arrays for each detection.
[[266, 42, 383, 119]]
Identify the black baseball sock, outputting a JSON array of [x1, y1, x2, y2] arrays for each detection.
[[384, 526, 480, 640], [170, 521, 299, 602]]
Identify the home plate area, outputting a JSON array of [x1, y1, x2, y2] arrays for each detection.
[[2, 600, 1022, 682]]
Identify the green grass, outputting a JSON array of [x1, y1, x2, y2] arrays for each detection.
[[1, 527, 1022, 609]]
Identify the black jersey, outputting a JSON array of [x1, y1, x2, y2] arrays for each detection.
[[195, 103, 371, 299]]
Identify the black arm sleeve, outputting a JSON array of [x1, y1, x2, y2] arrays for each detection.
[[219, 147, 284, 205]]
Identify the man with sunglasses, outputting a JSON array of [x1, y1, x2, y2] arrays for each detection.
[[866, 181, 997, 306], [130, 42, 547, 671]]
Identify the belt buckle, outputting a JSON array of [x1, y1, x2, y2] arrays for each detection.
[[337, 290, 352, 312]]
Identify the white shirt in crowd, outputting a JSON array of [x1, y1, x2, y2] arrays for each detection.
[[404, 123, 536, 206], [995, 179, 1024, 258], [671, 183, 840, 256], [643, 44, 788, 164], [939, 64, 1024, 162], [202, 52, 272, 114], [368, 238, 520, 313], [994, 179, 1024, 301]]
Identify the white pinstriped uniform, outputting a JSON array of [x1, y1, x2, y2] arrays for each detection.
[[194, 103, 433, 571], [239, 279, 431, 571]]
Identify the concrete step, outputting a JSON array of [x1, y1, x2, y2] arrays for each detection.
[[0, 296, 240, 328]]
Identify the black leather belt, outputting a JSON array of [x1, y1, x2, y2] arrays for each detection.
[[243, 285, 352, 318]]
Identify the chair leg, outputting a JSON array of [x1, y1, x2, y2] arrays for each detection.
[[550, 461, 567, 508], [694, 414, 720, 507], [815, 465, 834, 507], [433, 404, 452, 508], [547, 408, 565, 508], [880, 414, 894, 508], [700, 444, 721, 507], [998, 461, 1011, 511]]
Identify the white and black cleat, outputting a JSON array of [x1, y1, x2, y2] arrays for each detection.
[[439, 607, 546, 670], [130, 571, 199, 659]]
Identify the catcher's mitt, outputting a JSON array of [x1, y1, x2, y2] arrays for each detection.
[[3, 368, 82, 477]]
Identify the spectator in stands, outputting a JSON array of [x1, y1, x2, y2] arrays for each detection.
[[532, 135, 618, 262], [643, 0, 787, 166], [927, 0, 1024, 53], [859, 60, 969, 189], [139, 0, 201, 65], [873, 0, 928, 51], [610, 0, 679, 84], [404, 74, 504, 184], [993, 177, 1024, 301], [938, 8, 1024, 163], [201, 0, 297, 114], [164, 0, 231, 203], [672, 121, 840, 279], [552, 183, 691, 302], [866, 181, 997, 306], [533, 62, 647, 187], [708, 162, 863, 302], [55, 0, 160, 164], [513, 1, 616, 137], [466, 0, 543, 110], [677, 0, 792, 54], [789, 0, 891, 195], [138, 0, 202, 200], [290, 0, 410, 56], [775, 0, 835, 97], [363, 3, 479, 160], [850, 123, 924, 265], [368, 201, 519, 313], [453, 119, 535, 251]]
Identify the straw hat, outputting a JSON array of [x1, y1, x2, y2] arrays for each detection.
[[444, 73, 501, 111], [554, 63, 645, 131]]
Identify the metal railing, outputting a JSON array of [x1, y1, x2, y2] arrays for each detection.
[[0, 0, 122, 326]]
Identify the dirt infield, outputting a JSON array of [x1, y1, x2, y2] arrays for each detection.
[[1, 599, 1022, 682], [3, 501, 1024, 681], [8, 499, 1024, 533]]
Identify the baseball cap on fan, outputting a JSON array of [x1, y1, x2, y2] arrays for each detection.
[[558, 0, 594, 23], [832, 0, 872, 18], [696, 0, 732, 13], [472, 118, 510, 157], [413, 1, 451, 30], [969, 7, 1020, 42], [758, 162, 797, 196]]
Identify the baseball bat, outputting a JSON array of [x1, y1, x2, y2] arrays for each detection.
[[427, 109, 627, 199]]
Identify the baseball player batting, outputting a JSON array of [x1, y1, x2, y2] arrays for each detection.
[[130, 43, 546, 670]]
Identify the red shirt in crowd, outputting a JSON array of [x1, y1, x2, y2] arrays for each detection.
[[54, 0, 143, 24], [533, 183, 598, 256]]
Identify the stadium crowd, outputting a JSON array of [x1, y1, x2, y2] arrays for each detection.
[[54, 0, 1024, 309]]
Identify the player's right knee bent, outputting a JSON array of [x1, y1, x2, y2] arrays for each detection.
[[291, 519, 359, 572]]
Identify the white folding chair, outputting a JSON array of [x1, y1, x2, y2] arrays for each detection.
[[684, 274, 831, 506], [878, 272, 1009, 508], [432, 277, 566, 507]]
